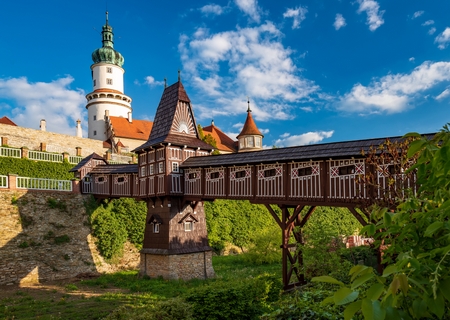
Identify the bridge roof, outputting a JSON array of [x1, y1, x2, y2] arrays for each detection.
[[90, 164, 138, 174], [180, 133, 436, 168]]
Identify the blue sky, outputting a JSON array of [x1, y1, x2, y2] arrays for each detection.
[[1, 0, 450, 147]]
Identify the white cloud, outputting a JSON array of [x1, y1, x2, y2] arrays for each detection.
[[356, 0, 385, 31], [428, 27, 437, 35], [299, 51, 308, 59], [260, 128, 269, 134], [234, 0, 261, 23], [144, 76, 164, 86], [0, 76, 86, 135], [300, 106, 313, 112], [339, 61, 450, 113], [275, 131, 334, 147], [412, 11, 424, 19], [283, 6, 308, 29], [179, 22, 319, 121], [436, 88, 450, 100], [435, 28, 450, 49], [409, 57, 415, 62], [422, 20, 434, 26], [334, 13, 346, 30], [200, 4, 224, 16]]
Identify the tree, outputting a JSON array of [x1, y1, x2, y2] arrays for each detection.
[[313, 126, 450, 319]]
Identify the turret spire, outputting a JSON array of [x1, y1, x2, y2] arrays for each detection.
[[247, 97, 251, 112]]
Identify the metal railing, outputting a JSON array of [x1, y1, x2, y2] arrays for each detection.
[[28, 150, 64, 163], [0, 146, 21, 158], [16, 177, 72, 191], [0, 175, 8, 188], [68, 155, 83, 164]]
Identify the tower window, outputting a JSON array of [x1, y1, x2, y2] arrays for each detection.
[[255, 137, 261, 147], [107, 78, 113, 85], [247, 137, 254, 147], [93, 130, 97, 136], [93, 115, 97, 121], [93, 79, 96, 86], [106, 67, 112, 73]]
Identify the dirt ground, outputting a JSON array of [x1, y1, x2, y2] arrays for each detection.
[[0, 273, 125, 301]]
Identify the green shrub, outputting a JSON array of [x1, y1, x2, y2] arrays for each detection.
[[47, 198, 67, 212], [54, 235, 70, 245], [243, 223, 281, 264], [186, 276, 277, 320], [90, 204, 127, 260]]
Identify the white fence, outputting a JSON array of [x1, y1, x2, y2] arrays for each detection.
[[28, 150, 64, 163], [0, 146, 21, 158], [111, 154, 132, 164], [16, 177, 72, 192], [0, 175, 7, 188], [68, 155, 83, 164]]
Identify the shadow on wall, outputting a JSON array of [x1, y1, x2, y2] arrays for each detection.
[[0, 190, 102, 285]]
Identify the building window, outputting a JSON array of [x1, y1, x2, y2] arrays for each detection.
[[153, 224, 160, 233], [172, 162, 179, 173], [106, 67, 112, 73], [184, 221, 193, 232], [247, 137, 254, 147], [107, 78, 113, 85], [158, 162, 164, 174], [93, 79, 96, 86], [140, 166, 146, 177], [255, 137, 261, 147], [93, 130, 97, 136], [239, 139, 244, 149], [93, 115, 97, 121], [148, 164, 154, 175]]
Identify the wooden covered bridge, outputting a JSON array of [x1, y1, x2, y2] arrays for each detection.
[[72, 80, 425, 290]]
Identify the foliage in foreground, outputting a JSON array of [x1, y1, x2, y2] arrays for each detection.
[[313, 126, 450, 319], [0, 156, 75, 180]]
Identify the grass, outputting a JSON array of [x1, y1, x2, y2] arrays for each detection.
[[0, 255, 282, 320]]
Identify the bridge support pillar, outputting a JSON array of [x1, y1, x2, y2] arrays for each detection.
[[139, 198, 215, 280]]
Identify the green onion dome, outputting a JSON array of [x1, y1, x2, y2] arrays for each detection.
[[91, 12, 124, 67]]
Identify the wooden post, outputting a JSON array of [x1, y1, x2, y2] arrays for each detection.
[[21, 147, 28, 159]]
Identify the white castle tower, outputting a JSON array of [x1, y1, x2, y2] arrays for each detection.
[[85, 12, 132, 141]]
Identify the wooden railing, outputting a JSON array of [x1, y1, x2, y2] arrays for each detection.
[[68, 155, 83, 164]]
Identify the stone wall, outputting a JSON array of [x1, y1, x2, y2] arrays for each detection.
[[140, 251, 215, 280], [0, 190, 139, 285], [0, 124, 107, 157]]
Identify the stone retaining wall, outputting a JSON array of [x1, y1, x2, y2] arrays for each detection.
[[0, 124, 107, 157], [0, 190, 139, 285]]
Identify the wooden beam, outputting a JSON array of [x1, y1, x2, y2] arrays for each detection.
[[348, 207, 368, 226], [286, 205, 305, 226], [299, 206, 317, 228], [265, 204, 282, 228]]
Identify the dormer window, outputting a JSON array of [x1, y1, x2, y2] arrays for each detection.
[[107, 78, 113, 85], [153, 224, 160, 233], [185, 221, 193, 231], [247, 137, 254, 147]]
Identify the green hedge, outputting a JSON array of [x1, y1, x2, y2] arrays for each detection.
[[0, 157, 75, 180]]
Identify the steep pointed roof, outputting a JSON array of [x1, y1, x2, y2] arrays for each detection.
[[0, 116, 17, 126], [237, 101, 263, 138], [133, 81, 213, 152], [203, 122, 237, 153]]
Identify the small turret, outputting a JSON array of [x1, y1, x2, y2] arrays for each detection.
[[237, 98, 263, 152]]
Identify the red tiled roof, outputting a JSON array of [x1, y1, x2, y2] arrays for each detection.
[[0, 116, 17, 126], [203, 124, 237, 153], [109, 116, 153, 141], [237, 111, 262, 138]]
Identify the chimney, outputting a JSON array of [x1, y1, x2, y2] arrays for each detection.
[[211, 119, 215, 126], [128, 112, 132, 123], [76, 119, 82, 138], [40, 119, 46, 131]]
